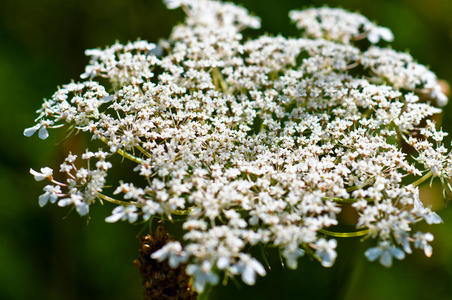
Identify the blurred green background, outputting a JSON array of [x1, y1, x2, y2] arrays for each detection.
[[1, 0, 452, 299]]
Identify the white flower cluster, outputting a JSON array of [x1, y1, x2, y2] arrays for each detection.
[[25, 0, 450, 292], [289, 7, 394, 44]]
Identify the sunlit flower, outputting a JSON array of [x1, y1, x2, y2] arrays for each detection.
[[26, 0, 450, 290]]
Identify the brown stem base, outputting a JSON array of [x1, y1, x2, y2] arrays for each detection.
[[134, 226, 197, 300]]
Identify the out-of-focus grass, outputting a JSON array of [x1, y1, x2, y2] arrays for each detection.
[[1, 1, 451, 299]]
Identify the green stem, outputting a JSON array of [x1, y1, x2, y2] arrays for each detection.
[[325, 197, 360, 204], [411, 171, 433, 187], [135, 144, 152, 159], [99, 137, 144, 164], [211, 68, 230, 94], [319, 228, 370, 238], [98, 192, 139, 207]]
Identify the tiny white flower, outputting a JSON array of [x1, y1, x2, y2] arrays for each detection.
[[38, 125, 49, 140], [368, 27, 393, 44], [365, 241, 405, 267], [142, 200, 162, 220], [379, 27, 394, 42], [23, 123, 50, 139], [414, 232, 434, 257], [151, 241, 188, 267], [282, 247, 305, 269], [315, 239, 337, 268], [58, 194, 90, 216], [30, 167, 53, 181], [424, 211, 443, 224], [105, 205, 138, 223], [23, 124, 41, 137], [230, 254, 266, 285], [186, 261, 219, 292], [216, 256, 230, 269], [39, 185, 62, 207]]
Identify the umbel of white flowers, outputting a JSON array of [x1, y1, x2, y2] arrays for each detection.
[[25, 0, 450, 292]]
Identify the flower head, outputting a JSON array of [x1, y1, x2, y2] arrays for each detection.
[[26, 0, 450, 289]]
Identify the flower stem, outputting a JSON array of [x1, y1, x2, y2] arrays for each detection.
[[98, 192, 139, 206], [136, 144, 152, 158], [99, 137, 144, 164], [211, 68, 230, 94], [326, 197, 359, 203], [411, 171, 433, 187], [320, 228, 370, 238]]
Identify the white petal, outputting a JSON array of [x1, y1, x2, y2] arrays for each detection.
[[380, 251, 393, 267], [367, 31, 379, 44], [40, 167, 53, 177], [39, 193, 50, 207], [38, 126, 49, 140], [365, 247, 381, 261], [23, 124, 40, 137], [186, 264, 197, 275], [194, 275, 207, 292], [128, 212, 138, 223], [251, 259, 266, 276], [105, 212, 123, 223], [49, 193, 59, 204], [425, 212, 442, 224], [101, 95, 114, 102], [169, 256, 178, 268], [319, 252, 335, 268], [58, 198, 72, 207], [402, 241, 412, 254], [112, 206, 125, 214], [424, 233, 434, 242], [207, 272, 219, 285], [242, 266, 256, 285], [76, 203, 89, 216], [379, 27, 394, 42], [151, 248, 169, 261], [30, 168, 46, 181], [328, 239, 337, 248], [390, 247, 405, 260], [165, 0, 183, 9], [217, 256, 230, 269], [436, 93, 448, 107]]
